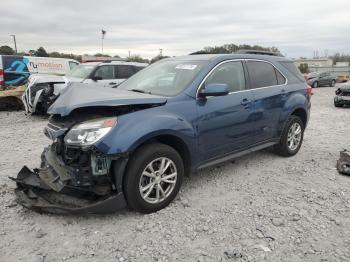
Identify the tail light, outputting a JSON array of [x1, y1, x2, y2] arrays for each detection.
[[306, 84, 312, 98], [0, 69, 4, 86]]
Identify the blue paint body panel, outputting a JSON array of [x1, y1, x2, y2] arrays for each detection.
[[49, 54, 311, 171]]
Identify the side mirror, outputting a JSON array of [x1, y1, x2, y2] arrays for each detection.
[[91, 76, 103, 81], [199, 83, 229, 98]]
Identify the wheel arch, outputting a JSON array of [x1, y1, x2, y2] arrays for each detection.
[[130, 134, 192, 177], [290, 107, 307, 128]]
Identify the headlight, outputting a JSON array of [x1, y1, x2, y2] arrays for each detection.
[[64, 117, 117, 146]]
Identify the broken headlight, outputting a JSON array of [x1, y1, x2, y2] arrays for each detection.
[[64, 117, 117, 146]]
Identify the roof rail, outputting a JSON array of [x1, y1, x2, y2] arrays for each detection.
[[235, 49, 283, 57]]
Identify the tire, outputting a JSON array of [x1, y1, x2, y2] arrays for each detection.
[[312, 81, 318, 88], [274, 115, 304, 157], [123, 143, 184, 213], [330, 80, 336, 87]]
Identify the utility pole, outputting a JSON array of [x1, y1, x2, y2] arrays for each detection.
[[159, 48, 163, 57], [101, 29, 106, 54], [10, 35, 17, 54], [128, 50, 131, 57]]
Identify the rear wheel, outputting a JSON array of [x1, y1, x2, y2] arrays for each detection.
[[274, 115, 304, 157], [312, 81, 318, 88], [124, 143, 184, 213]]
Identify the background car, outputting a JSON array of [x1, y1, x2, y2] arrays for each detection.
[[334, 82, 350, 107], [307, 71, 337, 88], [22, 60, 148, 114]]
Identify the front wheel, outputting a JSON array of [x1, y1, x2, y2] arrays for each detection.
[[123, 143, 184, 213], [330, 80, 336, 87], [312, 81, 318, 88], [274, 116, 304, 157]]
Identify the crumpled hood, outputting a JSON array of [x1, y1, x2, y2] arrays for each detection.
[[47, 83, 167, 116], [28, 74, 83, 86]]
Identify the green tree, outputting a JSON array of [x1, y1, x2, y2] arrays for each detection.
[[0, 45, 15, 55], [35, 47, 48, 57], [150, 55, 169, 64], [198, 43, 281, 55], [298, 63, 309, 74], [126, 55, 149, 63]]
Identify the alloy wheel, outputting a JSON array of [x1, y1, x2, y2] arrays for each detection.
[[287, 122, 302, 151], [139, 157, 177, 204]]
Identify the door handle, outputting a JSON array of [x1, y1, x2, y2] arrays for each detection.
[[241, 98, 252, 107], [281, 89, 288, 99], [109, 82, 117, 85]]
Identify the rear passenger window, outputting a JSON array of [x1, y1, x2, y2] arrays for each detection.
[[205, 61, 246, 92], [275, 69, 286, 85], [116, 65, 135, 79], [94, 66, 115, 79], [246, 61, 279, 88]]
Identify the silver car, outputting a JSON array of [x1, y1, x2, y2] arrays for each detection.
[[22, 61, 148, 114]]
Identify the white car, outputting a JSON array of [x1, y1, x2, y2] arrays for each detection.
[[22, 61, 148, 114]]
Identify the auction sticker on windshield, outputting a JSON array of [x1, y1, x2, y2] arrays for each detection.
[[175, 64, 198, 70]]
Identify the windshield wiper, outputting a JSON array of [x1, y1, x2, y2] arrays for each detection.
[[129, 89, 152, 94]]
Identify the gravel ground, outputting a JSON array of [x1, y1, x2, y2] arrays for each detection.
[[0, 86, 349, 262]]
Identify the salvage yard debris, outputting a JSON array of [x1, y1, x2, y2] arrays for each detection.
[[337, 150, 350, 175]]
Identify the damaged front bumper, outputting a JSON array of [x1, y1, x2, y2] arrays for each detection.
[[10, 145, 127, 214]]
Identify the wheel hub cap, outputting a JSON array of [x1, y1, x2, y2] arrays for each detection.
[[287, 122, 302, 151], [139, 157, 177, 204]]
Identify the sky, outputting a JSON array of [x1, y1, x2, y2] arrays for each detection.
[[1, 0, 350, 59]]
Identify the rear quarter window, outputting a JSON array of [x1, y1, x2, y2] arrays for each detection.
[[246, 61, 278, 88], [280, 61, 305, 81]]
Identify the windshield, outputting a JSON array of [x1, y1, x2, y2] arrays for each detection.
[[118, 60, 206, 96], [66, 64, 95, 78]]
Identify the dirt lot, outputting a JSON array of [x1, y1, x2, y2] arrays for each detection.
[[0, 86, 349, 262]]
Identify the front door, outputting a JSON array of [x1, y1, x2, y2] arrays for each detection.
[[196, 61, 256, 162]]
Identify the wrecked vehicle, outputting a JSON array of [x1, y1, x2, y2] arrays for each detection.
[[12, 53, 311, 214], [334, 83, 350, 107], [337, 150, 350, 175], [22, 61, 148, 114], [0, 55, 78, 111]]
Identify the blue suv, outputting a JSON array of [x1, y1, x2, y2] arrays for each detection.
[[13, 53, 311, 214]]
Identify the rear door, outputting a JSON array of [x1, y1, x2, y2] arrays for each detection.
[[196, 60, 256, 162], [91, 65, 116, 87], [318, 72, 328, 86], [114, 65, 136, 86], [245, 60, 287, 143]]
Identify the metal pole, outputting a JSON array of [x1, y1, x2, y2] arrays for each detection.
[[102, 37, 104, 54], [10, 35, 17, 54]]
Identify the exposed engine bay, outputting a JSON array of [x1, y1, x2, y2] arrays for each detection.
[[10, 105, 155, 214]]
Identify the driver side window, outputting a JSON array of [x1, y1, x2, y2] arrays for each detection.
[[93, 66, 115, 80], [205, 61, 246, 92]]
